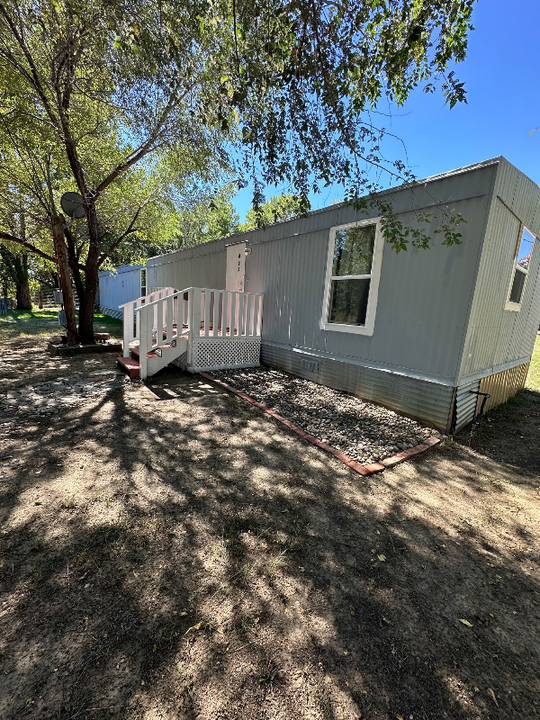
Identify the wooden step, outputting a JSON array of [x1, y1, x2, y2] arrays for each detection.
[[130, 347, 160, 360], [117, 356, 140, 379]]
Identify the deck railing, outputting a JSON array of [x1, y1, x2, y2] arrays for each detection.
[[119, 287, 176, 357], [121, 287, 263, 374]]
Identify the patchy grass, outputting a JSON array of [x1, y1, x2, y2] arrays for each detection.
[[0, 336, 539, 719], [0, 309, 122, 341], [526, 333, 540, 392], [0, 314, 124, 391]]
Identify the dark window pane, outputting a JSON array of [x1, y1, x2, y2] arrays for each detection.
[[333, 224, 376, 276], [329, 279, 371, 325], [509, 268, 526, 304]]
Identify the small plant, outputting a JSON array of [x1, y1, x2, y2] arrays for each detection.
[[258, 653, 281, 686], [265, 550, 287, 583], [60, 494, 77, 510]]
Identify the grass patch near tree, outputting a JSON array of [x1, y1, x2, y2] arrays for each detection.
[[0, 309, 122, 341]]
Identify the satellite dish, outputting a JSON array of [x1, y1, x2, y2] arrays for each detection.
[[60, 191, 85, 219]]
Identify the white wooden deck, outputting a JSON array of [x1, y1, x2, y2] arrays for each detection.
[[119, 287, 263, 379]]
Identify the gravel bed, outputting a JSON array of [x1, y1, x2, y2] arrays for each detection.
[[212, 366, 439, 464]]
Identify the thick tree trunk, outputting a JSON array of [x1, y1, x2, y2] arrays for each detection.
[[77, 269, 98, 344], [0, 247, 32, 310], [64, 227, 85, 301], [15, 276, 32, 310], [52, 214, 78, 345], [77, 201, 101, 343]]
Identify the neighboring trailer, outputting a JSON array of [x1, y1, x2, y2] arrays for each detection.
[[143, 157, 539, 432], [99, 264, 144, 319]]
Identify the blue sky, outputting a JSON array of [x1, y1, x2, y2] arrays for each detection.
[[233, 0, 540, 220]]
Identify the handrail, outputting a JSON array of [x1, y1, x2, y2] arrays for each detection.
[[133, 287, 192, 312], [118, 286, 176, 309]]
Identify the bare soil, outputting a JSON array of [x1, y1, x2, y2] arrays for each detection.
[[0, 328, 539, 720]]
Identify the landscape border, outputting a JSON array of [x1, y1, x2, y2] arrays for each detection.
[[199, 372, 441, 477]]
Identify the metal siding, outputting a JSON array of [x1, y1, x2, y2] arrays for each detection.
[[98, 264, 143, 309], [454, 379, 480, 432], [261, 343, 454, 430], [147, 241, 227, 291], [459, 158, 540, 382], [245, 168, 494, 383], [143, 160, 540, 428]]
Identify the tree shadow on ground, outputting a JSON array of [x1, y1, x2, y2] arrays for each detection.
[[455, 387, 540, 475], [0, 368, 539, 719]]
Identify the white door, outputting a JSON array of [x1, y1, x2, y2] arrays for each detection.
[[226, 242, 246, 292]]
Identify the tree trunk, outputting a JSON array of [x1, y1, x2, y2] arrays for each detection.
[[15, 275, 32, 310], [0, 247, 32, 310], [38, 287, 43, 309], [77, 201, 101, 344], [52, 214, 78, 345]]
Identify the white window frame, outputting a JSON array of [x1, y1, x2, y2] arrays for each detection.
[[320, 217, 384, 336], [505, 223, 535, 313]]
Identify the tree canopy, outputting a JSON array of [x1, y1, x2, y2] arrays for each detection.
[[0, 0, 476, 340]]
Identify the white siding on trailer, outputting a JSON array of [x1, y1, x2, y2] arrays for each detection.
[[99, 265, 143, 311], [147, 241, 227, 291], [458, 159, 540, 382]]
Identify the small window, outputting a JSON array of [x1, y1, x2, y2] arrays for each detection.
[[140, 268, 147, 298], [321, 219, 383, 336], [505, 226, 535, 311]]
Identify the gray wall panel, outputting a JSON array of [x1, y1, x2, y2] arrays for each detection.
[[147, 241, 227, 292], [245, 168, 495, 383], [99, 264, 143, 310], [459, 158, 540, 382]]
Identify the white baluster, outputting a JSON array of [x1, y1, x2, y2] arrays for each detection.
[[167, 296, 173, 342], [123, 303, 132, 357], [238, 293, 245, 336], [212, 291, 219, 337], [203, 290, 210, 337], [139, 306, 149, 380], [246, 294, 253, 336], [222, 291, 228, 337], [135, 298, 141, 339], [190, 288, 200, 337]]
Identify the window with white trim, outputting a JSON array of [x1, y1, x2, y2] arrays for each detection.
[[321, 218, 383, 336], [505, 225, 535, 312]]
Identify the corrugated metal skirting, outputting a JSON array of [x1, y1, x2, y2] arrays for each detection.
[[261, 343, 455, 431], [478, 362, 530, 413], [454, 379, 480, 432], [99, 306, 122, 320]]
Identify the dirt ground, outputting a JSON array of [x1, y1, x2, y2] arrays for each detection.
[[0, 325, 539, 720]]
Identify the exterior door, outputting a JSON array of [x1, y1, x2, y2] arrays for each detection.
[[226, 242, 246, 292]]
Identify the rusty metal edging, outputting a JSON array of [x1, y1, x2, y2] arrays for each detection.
[[199, 372, 441, 477]]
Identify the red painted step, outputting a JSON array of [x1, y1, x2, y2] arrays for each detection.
[[117, 356, 140, 379], [130, 346, 160, 360]]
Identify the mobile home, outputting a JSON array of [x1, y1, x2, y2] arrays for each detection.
[[105, 158, 540, 432]]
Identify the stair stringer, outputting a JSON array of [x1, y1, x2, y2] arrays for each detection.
[[145, 335, 188, 378]]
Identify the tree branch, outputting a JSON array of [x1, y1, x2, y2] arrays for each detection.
[[94, 84, 193, 197], [97, 204, 147, 267], [0, 231, 56, 264]]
